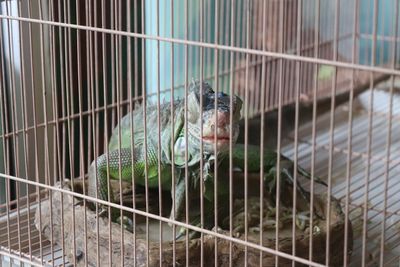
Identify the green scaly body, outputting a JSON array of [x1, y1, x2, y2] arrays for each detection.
[[87, 81, 327, 238]]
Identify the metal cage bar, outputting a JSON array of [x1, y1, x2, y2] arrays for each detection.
[[0, 1, 399, 266]]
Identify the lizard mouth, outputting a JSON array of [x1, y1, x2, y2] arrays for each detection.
[[202, 136, 230, 142]]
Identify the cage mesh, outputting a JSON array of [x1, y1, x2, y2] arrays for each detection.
[[1, 0, 400, 266]]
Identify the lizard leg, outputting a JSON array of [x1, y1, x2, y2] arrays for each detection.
[[88, 148, 136, 222], [280, 167, 311, 203], [169, 175, 186, 225], [175, 199, 217, 240], [268, 167, 325, 219], [264, 166, 309, 203]]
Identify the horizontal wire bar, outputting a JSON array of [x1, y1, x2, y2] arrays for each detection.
[[0, 246, 44, 267], [0, 14, 400, 76], [0, 172, 326, 267]]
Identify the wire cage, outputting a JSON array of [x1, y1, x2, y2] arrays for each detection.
[[0, 0, 400, 266]]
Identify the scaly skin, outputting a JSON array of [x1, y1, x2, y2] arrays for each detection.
[[87, 80, 327, 237], [87, 80, 243, 228], [176, 144, 327, 238], [223, 144, 327, 199]]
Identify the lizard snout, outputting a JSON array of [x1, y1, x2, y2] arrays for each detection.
[[212, 111, 229, 127]]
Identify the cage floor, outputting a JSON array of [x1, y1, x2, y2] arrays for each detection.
[[0, 202, 72, 267], [1, 86, 400, 267], [281, 84, 400, 267]]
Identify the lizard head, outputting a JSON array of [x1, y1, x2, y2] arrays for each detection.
[[186, 80, 242, 154]]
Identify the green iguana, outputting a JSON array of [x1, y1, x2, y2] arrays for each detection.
[[87, 80, 327, 238]]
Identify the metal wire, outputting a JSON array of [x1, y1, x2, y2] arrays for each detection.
[[1, 1, 400, 266], [1, 15, 400, 75]]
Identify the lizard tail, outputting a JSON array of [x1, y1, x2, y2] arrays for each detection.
[[297, 165, 328, 187]]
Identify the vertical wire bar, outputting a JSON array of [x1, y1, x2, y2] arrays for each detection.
[[271, 0, 278, 110], [206, 0, 212, 78], [377, 0, 385, 67], [110, 0, 117, 264], [27, 0, 43, 262], [82, 0, 90, 224], [64, 1, 76, 264], [39, 1, 51, 200], [224, 5, 229, 109], [325, 0, 340, 264], [292, 0, 302, 265], [100, 0, 113, 264], [109, 10, 117, 263], [258, 0, 267, 265], [0, 12, 6, 182], [0, 11, 12, 258], [74, 0, 89, 265], [155, 0, 164, 264], [62, 1, 71, 263], [110, 3, 116, 131], [65, 0, 78, 264], [247, 0, 255, 115], [275, 0, 285, 265], [108, 3, 114, 265], [343, 0, 359, 266], [115, 0, 125, 265], [5, 174, 11, 257], [81, 1, 94, 264], [199, 1, 205, 265], [58, 1, 67, 263], [184, 1, 189, 265], [169, 0, 177, 265], [0, 34, 13, 266], [48, 0, 56, 185], [228, 0, 236, 266], [379, 1, 399, 265], [361, 0, 378, 265], [244, 0, 250, 265], [126, 0, 137, 266], [85, 0, 92, 182], [213, 0, 220, 265], [16, 0, 33, 261], [38, 0, 55, 262], [363, 1, 371, 69], [3, 3, 19, 259], [288, 2, 295, 105], [133, 0, 139, 100], [309, 0, 320, 261], [4, 0, 23, 258], [47, 0, 58, 264], [222, 0, 230, 92], [92, 0, 101, 264], [251, 0, 258, 114], [132, 1, 139, 263], [378, 73, 394, 266], [85, 0, 93, 254], [140, 0, 150, 265], [238, 0, 246, 99]]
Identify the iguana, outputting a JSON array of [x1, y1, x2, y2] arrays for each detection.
[[86, 80, 327, 237]]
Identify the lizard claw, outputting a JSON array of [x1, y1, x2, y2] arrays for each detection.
[[74, 199, 84, 206], [97, 206, 109, 218], [175, 228, 186, 240], [211, 226, 224, 234], [175, 226, 199, 240]]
